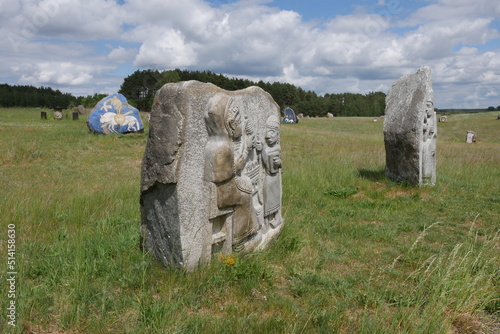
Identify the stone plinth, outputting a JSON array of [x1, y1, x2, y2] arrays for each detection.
[[140, 81, 284, 270], [383, 66, 437, 186]]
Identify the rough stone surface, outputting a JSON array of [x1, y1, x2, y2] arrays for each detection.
[[54, 111, 63, 120], [326, 113, 334, 118], [466, 131, 476, 143], [140, 81, 284, 270], [439, 115, 447, 122], [383, 66, 437, 186], [77, 105, 86, 114], [87, 93, 143, 134]]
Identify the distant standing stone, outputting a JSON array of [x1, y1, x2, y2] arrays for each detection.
[[54, 110, 63, 120], [383, 66, 437, 186], [465, 131, 476, 143], [140, 81, 284, 270], [77, 105, 86, 114], [327, 113, 334, 118], [87, 93, 143, 134], [439, 116, 447, 122], [497, 114, 500, 120]]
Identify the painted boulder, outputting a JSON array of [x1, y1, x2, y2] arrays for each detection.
[[87, 93, 143, 134]]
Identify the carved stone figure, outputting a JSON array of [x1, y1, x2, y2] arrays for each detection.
[[383, 66, 437, 186], [140, 81, 284, 270], [256, 115, 282, 231], [465, 131, 476, 143], [204, 95, 260, 251], [421, 101, 437, 185]]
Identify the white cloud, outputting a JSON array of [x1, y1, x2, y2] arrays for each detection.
[[3, 0, 124, 42], [133, 29, 199, 68], [108, 46, 136, 63], [16, 62, 113, 87]]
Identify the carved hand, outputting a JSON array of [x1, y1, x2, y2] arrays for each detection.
[[235, 154, 246, 171], [273, 156, 282, 168]]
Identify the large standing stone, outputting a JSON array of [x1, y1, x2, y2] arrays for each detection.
[[383, 66, 437, 186], [140, 81, 284, 270], [87, 93, 143, 134]]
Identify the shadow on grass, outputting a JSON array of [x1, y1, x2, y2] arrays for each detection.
[[357, 168, 386, 181]]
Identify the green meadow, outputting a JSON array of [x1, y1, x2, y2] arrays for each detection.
[[0, 108, 498, 333]]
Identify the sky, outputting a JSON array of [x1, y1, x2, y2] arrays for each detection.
[[1, 0, 499, 109]]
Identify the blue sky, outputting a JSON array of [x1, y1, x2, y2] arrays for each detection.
[[0, 0, 499, 108]]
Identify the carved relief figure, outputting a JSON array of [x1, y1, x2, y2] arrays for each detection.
[[256, 115, 282, 230], [204, 95, 259, 251], [421, 100, 437, 185]]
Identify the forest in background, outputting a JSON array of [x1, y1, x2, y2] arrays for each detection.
[[117, 69, 386, 117], [0, 70, 386, 117], [2, 69, 498, 117]]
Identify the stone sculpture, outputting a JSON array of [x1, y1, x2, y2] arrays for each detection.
[[282, 107, 298, 123], [77, 105, 86, 114], [87, 93, 143, 134], [383, 66, 437, 186], [140, 81, 284, 270], [465, 131, 476, 143]]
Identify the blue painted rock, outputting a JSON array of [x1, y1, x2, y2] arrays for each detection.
[[87, 93, 143, 134]]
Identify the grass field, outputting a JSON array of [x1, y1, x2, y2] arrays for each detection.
[[0, 108, 498, 333]]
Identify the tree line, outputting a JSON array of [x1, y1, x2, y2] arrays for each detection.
[[0, 84, 76, 108], [118, 69, 387, 117], [0, 71, 387, 116], [3, 72, 498, 117], [0, 84, 110, 109]]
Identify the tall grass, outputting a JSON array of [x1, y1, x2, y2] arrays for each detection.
[[0, 109, 498, 333]]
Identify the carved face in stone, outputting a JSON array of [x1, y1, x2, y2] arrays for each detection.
[[265, 115, 280, 146], [265, 127, 278, 146], [425, 101, 434, 117]]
